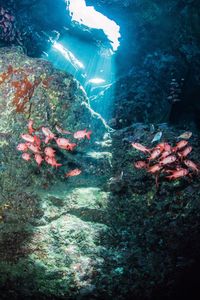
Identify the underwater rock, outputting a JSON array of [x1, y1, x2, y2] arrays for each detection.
[[0, 46, 111, 299]]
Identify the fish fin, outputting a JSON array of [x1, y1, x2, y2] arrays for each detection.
[[86, 131, 92, 140]]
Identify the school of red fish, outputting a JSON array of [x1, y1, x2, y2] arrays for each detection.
[[17, 120, 92, 177], [132, 140, 200, 186]]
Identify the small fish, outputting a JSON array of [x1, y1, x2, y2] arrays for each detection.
[[56, 138, 76, 151], [27, 143, 41, 154], [178, 146, 192, 158], [159, 155, 176, 165], [166, 168, 189, 180], [65, 168, 82, 177], [34, 154, 43, 166], [73, 129, 92, 140], [151, 131, 162, 143], [22, 153, 31, 161], [173, 140, 188, 151], [131, 142, 151, 154], [55, 125, 71, 135], [16, 143, 28, 151], [44, 147, 56, 157], [21, 133, 35, 143], [177, 131, 192, 140], [183, 159, 199, 173]]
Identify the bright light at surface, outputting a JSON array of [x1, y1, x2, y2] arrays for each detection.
[[53, 41, 84, 69], [66, 0, 121, 51], [88, 78, 105, 84]]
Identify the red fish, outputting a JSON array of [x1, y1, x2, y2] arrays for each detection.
[[159, 155, 176, 165], [178, 146, 192, 159], [27, 120, 35, 135], [131, 142, 151, 154], [34, 154, 43, 166], [56, 138, 76, 151], [22, 153, 31, 161], [148, 164, 162, 174], [44, 147, 56, 157], [56, 137, 70, 149], [134, 160, 147, 169], [148, 148, 161, 161], [163, 143, 172, 151], [21, 133, 35, 143], [183, 159, 199, 173], [45, 156, 62, 168], [160, 150, 172, 159], [65, 168, 82, 177], [27, 143, 41, 154], [73, 129, 92, 140], [42, 127, 56, 144], [33, 135, 41, 147], [16, 143, 28, 151], [166, 168, 189, 180], [173, 140, 188, 152]]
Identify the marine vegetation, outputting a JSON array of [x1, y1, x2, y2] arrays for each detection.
[[132, 140, 199, 186], [17, 120, 92, 173]]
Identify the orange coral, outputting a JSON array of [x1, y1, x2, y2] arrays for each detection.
[[0, 65, 13, 84], [11, 75, 41, 113], [0, 65, 42, 113]]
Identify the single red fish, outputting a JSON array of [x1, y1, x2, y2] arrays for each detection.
[[173, 140, 188, 152], [183, 159, 199, 173], [27, 143, 41, 154], [73, 129, 92, 140], [44, 147, 56, 157], [131, 142, 151, 154], [16, 143, 28, 151], [159, 155, 176, 165], [34, 154, 43, 166], [166, 168, 189, 180], [178, 146, 192, 159], [65, 168, 82, 177], [21, 133, 35, 143], [56, 138, 76, 151], [56, 137, 70, 149]]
